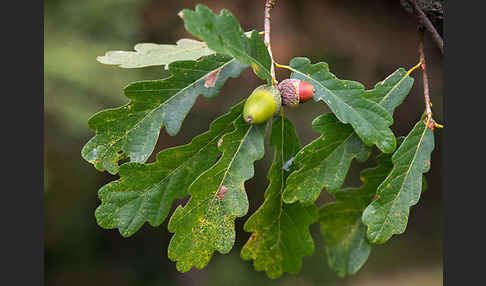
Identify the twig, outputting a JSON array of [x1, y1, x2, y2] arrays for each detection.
[[418, 26, 443, 130], [406, 0, 443, 55], [264, 0, 277, 85], [418, 27, 432, 117]]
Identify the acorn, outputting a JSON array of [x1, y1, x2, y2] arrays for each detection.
[[243, 84, 281, 124], [277, 79, 315, 107]]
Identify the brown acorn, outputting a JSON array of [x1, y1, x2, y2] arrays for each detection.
[[277, 79, 315, 107]]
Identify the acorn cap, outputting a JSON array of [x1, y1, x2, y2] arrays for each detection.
[[277, 79, 315, 107], [278, 79, 300, 107]]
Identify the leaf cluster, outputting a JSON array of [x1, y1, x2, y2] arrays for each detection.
[[82, 4, 437, 279]]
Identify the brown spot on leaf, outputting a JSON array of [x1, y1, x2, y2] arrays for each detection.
[[217, 138, 223, 148], [217, 185, 228, 200], [374, 194, 380, 201], [204, 68, 222, 88], [249, 234, 258, 241]]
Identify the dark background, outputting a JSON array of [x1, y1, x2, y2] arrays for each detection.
[[44, 0, 443, 285]]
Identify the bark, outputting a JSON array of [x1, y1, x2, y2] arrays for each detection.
[[401, 0, 443, 36]]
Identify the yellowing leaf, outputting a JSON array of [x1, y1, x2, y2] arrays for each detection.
[[167, 114, 267, 272], [94, 103, 244, 237]]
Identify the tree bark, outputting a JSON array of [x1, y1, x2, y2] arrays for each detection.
[[401, 0, 443, 36]]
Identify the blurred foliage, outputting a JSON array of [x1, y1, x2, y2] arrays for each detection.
[[44, 0, 165, 138], [44, 0, 443, 285]]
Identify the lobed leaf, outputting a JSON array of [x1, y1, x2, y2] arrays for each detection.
[[94, 103, 244, 237], [241, 116, 318, 279], [82, 54, 247, 174], [283, 114, 370, 205], [319, 137, 428, 276], [95, 31, 256, 70], [287, 57, 396, 153], [167, 114, 267, 272], [362, 118, 435, 244], [180, 4, 272, 83], [283, 66, 416, 204], [96, 39, 214, 69], [364, 67, 415, 115], [319, 152, 393, 277]]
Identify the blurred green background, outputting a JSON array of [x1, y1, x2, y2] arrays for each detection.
[[44, 0, 443, 285]]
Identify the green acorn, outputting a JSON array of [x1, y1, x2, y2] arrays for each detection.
[[277, 79, 315, 107], [243, 84, 281, 124]]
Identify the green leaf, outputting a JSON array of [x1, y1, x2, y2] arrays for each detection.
[[283, 67, 416, 204], [283, 114, 370, 205], [167, 115, 267, 272], [287, 57, 396, 153], [319, 152, 393, 277], [362, 118, 435, 244], [181, 4, 272, 83], [241, 116, 318, 279], [96, 39, 215, 69], [82, 54, 247, 174], [94, 102, 244, 237], [364, 67, 415, 115]]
